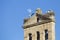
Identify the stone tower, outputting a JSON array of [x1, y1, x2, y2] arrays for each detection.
[[23, 8, 55, 40]]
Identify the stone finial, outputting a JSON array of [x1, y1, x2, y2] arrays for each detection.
[[36, 8, 42, 14]]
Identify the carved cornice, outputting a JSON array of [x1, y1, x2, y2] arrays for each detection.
[[23, 20, 55, 29]]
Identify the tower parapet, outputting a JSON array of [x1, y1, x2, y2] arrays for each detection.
[[23, 8, 55, 29]]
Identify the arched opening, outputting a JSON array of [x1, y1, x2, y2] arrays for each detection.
[[37, 31, 40, 40], [29, 33, 32, 40], [45, 29, 48, 40], [37, 17, 39, 22]]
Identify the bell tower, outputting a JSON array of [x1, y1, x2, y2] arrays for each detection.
[[23, 8, 55, 40]]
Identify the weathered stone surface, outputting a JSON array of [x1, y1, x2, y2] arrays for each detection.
[[23, 8, 55, 40]]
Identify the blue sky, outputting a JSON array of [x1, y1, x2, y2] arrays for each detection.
[[0, 0, 60, 40]]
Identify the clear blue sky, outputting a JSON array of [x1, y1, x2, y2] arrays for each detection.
[[0, 0, 60, 40]]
